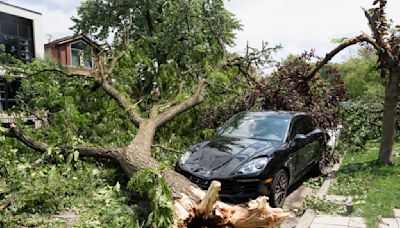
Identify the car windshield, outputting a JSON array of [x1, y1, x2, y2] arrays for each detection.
[[217, 113, 291, 142]]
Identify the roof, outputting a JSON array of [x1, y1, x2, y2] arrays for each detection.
[[0, 1, 42, 15], [45, 35, 102, 50]]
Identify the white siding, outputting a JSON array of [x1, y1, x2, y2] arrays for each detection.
[[0, 2, 44, 58]]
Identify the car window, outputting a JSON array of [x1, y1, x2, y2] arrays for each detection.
[[217, 113, 291, 142], [289, 116, 313, 139], [304, 116, 316, 133]]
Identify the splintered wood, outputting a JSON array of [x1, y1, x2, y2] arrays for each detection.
[[174, 181, 289, 227]]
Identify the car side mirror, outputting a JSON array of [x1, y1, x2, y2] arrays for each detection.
[[294, 134, 307, 142]]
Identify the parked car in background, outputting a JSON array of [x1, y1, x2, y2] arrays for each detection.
[[176, 111, 328, 207]]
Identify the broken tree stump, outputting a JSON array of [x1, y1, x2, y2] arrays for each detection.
[[174, 181, 289, 227]]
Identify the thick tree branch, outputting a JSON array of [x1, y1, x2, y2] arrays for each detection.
[[97, 79, 144, 127], [149, 80, 187, 118], [4, 124, 49, 152], [71, 146, 124, 160], [154, 79, 209, 127], [3, 123, 123, 160], [306, 34, 380, 79]]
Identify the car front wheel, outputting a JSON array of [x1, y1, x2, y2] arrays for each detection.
[[269, 169, 288, 208]]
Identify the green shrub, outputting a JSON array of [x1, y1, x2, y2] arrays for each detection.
[[339, 95, 400, 153], [339, 99, 383, 152]]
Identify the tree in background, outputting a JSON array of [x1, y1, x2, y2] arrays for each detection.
[[338, 48, 384, 100], [363, 0, 400, 164]]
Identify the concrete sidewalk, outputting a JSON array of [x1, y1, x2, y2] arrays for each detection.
[[309, 215, 400, 228]]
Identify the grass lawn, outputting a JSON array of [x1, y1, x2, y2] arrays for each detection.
[[329, 141, 400, 227]]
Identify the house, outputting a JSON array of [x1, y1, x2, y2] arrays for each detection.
[[45, 35, 101, 75], [0, 1, 44, 126]]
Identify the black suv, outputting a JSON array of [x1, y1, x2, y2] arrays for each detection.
[[176, 111, 327, 207]]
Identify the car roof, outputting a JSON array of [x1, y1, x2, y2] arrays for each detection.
[[242, 111, 309, 119]]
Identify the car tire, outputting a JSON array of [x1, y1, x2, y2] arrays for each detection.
[[269, 169, 289, 208]]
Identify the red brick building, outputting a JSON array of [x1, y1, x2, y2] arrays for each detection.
[[45, 35, 101, 75]]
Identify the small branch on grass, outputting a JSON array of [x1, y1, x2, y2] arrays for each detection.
[[0, 197, 14, 211]]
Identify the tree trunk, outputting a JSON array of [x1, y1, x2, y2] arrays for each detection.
[[108, 120, 201, 200], [379, 68, 400, 165], [128, 120, 156, 156], [120, 147, 200, 199]]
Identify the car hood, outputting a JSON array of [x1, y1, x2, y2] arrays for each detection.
[[180, 136, 282, 179]]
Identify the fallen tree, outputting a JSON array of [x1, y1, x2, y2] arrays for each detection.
[[2, 0, 398, 226], [2, 0, 286, 226]]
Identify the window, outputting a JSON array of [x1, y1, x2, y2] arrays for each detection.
[[303, 116, 316, 133], [289, 117, 312, 139], [0, 12, 34, 62], [0, 79, 20, 111], [71, 49, 80, 67], [217, 113, 291, 142], [70, 41, 92, 68]]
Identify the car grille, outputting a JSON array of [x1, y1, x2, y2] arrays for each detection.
[[180, 171, 260, 194], [186, 174, 210, 189], [220, 180, 260, 194]]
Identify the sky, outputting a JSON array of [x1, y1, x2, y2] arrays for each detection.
[[6, 0, 400, 62]]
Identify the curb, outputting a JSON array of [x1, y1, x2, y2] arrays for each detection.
[[295, 160, 342, 228]]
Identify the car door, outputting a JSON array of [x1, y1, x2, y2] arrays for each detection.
[[289, 116, 316, 178], [302, 116, 321, 163]]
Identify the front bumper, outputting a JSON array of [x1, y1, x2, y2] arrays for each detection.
[[176, 166, 271, 202]]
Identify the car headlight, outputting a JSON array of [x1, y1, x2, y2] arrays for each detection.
[[238, 157, 270, 175], [179, 145, 200, 165]]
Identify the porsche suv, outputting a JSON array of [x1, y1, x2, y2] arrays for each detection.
[[175, 111, 327, 207]]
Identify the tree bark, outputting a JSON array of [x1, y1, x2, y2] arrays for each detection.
[[379, 68, 400, 165], [122, 149, 199, 199], [122, 123, 200, 200]]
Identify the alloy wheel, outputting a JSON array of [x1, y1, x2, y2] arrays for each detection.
[[274, 172, 288, 206]]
